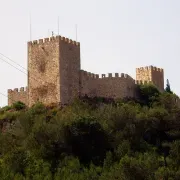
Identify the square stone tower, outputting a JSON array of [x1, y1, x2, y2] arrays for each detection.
[[28, 36, 80, 107], [136, 66, 164, 92]]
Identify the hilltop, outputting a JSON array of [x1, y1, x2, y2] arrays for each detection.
[[1, 84, 180, 179]]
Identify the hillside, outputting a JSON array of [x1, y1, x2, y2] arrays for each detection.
[[0, 84, 180, 179]]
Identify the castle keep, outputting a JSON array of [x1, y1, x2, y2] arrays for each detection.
[[8, 35, 164, 107]]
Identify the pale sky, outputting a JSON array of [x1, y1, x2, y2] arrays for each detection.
[[0, 0, 179, 106]]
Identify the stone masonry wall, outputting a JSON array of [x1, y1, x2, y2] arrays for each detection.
[[8, 87, 28, 106], [28, 37, 61, 107], [151, 67, 164, 92], [59, 37, 80, 104], [28, 36, 80, 107], [80, 70, 136, 99], [136, 66, 164, 92]]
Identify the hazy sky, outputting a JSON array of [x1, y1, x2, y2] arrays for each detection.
[[0, 0, 179, 106]]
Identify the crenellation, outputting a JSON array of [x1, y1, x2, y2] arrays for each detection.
[[8, 89, 12, 93], [55, 35, 60, 41], [44, 38, 49, 42], [93, 73, 133, 79], [52, 36, 80, 46], [156, 68, 163, 72], [88, 72, 91, 77], [95, 74, 99, 79], [29, 36, 59, 45], [9, 87, 28, 93], [83, 70, 88, 76], [149, 65, 153, 69], [50, 36, 56, 41], [20, 87, 24, 92], [33, 40, 38, 44], [8, 87, 28, 106], [61, 36, 65, 41], [39, 39, 43, 44], [91, 73, 94, 78], [136, 65, 164, 73], [80, 70, 100, 80], [28, 41, 32, 46], [14, 88, 18, 92], [65, 38, 69, 42], [102, 74, 106, 78], [69, 39, 72, 43], [87, 72, 91, 77], [76, 42, 80, 46], [115, 73, 119, 77], [84, 71, 88, 76], [108, 73, 112, 78]]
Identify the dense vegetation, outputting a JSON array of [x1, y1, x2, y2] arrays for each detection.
[[0, 84, 180, 179]]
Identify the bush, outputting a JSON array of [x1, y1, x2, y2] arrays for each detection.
[[137, 84, 160, 106], [0, 89, 179, 179], [12, 101, 26, 110]]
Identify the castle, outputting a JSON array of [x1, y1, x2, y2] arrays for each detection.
[[7, 35, 164, 107]]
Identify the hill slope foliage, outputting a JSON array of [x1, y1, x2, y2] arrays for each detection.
[[0, 84, 180, 179]]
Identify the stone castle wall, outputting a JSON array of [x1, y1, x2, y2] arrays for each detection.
[[80, 70, 136, 99], [59, 37, 80, 105], [28, 37, 61, 107], [136, 66, 164, 92], [8, 87, 28, 106], [27, 36, 80, 107], [151, 67, 164, 92]]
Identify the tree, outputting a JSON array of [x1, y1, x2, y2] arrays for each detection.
[[165, 79, 173, 94], [137, 84, 160, 106]]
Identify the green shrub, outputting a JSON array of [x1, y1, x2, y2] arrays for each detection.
[[12, 101, 26, 110]]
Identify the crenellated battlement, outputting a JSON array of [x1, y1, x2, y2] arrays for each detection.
[[8, 87, 28, 93], [8, 87, 28, 106], [136, 66, 163, 72], [80, 70, 134, 80], [136, 65, 164, 92], [28, 36, 80, 46], [100, 73, 133, 79], [80, 70, 99, 79]]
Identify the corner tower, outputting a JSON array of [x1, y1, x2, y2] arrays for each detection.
[[136, 66, 164, 92], [28, 36, 80, 107]]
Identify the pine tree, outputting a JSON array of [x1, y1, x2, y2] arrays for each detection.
[[165, 79, 172, 93]]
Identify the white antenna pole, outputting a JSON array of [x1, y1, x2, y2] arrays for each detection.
[[29, 13, 32, 41], [75, 24, 78, 41], [58, 16, 59, 35]]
